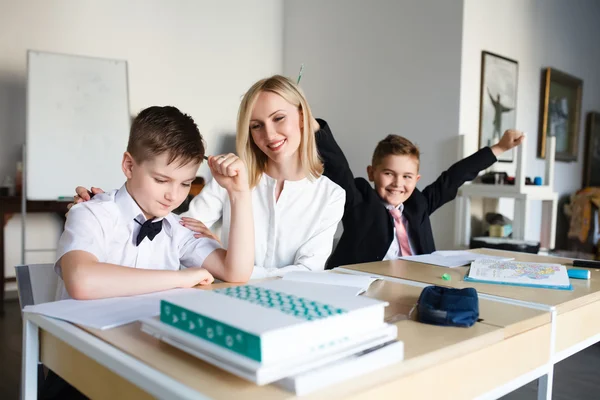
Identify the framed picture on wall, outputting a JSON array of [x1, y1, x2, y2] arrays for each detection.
[[538, 67, 583, 161], [583, 112, 600, 187], [479, 51, 518, 162]]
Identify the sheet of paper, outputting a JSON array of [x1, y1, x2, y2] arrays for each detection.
[[400, 251, 513, 268], [23, 288, 198, 330], [433, 250, 513, 261], [399, 254, 476, 268], [282, 271, 378, 295]]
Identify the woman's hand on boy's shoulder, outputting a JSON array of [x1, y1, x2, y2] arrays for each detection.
[[491, 129, 525, 157], [180, 217, 221, 244], [66, 186, 105, 211], [208, 154, 250, 194]]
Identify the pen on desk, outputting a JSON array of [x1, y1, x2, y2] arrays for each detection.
[[297, 63, 304, 84]]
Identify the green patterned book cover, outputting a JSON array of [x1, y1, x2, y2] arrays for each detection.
[[159, 280, 387, 365]]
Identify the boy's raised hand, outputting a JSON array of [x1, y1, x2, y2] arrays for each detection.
[[208, 154, 250, 194], [491, 129, 525, 157]]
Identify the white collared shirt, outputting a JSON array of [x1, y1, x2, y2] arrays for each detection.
[[55, 184, 221, 300], [185, 173, 345, 278], [383, 203, 416, 260]]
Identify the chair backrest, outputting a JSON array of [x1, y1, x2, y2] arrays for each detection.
[[15, 263, 59, 309]]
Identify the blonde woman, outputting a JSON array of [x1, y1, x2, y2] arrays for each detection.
[[74, 75, 345, 278]]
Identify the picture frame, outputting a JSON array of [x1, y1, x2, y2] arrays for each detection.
[[479, 51, 519, 162], [538, 67, 583, 161], [583, 112, 600, 187]]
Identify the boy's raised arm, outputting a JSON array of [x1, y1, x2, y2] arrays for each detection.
[[315, 118, 364, 211]]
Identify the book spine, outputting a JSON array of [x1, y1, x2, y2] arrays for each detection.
[[160, 300, 262, 362]]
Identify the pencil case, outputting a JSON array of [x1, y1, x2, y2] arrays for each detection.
[[416, 286, 479, 328]]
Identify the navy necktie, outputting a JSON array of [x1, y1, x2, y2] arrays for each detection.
[[135, 218, 163, 246]]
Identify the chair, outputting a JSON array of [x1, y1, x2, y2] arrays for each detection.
[[15, 263, 59, 309], [15, 263, 59, 397]]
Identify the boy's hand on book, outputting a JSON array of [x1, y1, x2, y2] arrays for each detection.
[[180, 217, 221, 244], [208, 154, 250, 194], [491, 129, 525, 157], [181, 267, 214, 287]]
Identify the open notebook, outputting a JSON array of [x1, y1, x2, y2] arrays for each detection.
[[282, 271, 378, 295]]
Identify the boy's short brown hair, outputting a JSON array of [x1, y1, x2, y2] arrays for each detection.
[[371, 135, 420, 169], [127, 106, 205, 166]]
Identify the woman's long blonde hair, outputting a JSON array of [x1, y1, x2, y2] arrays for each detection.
[[236, 75, 323, 188]]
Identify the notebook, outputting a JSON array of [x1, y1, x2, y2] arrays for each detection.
[[282, 271, 378, 295], [464, 259, 572, 290]]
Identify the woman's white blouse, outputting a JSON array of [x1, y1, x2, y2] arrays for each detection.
[[185, 173, 345, 278]]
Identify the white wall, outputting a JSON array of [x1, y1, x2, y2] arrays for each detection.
[[283, 0, 465, 250], [0, 0, 283, 276], [460, 0, 600, 242]]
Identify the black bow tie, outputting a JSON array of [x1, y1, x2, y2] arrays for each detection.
[[135, 218, 163, 246]]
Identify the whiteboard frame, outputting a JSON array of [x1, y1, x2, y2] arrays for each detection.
[[25, 49, 131, 201]]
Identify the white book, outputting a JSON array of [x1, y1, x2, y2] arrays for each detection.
[[141, 317, 397, 385], [465, 259, 572, 290], [154, 280, 389, 367], [275, 340, 404, 396]]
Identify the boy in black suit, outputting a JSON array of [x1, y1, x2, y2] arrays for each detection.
[[315, 119, 524, 268]]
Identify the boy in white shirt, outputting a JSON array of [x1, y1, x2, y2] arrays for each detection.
[[55, 106, 254, 300]]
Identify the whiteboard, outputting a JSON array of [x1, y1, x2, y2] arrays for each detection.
[[26, 51, 130, 200]]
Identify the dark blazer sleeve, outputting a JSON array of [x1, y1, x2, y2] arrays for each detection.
[[421, 147, 497, 215], [315, 119, 364, 211]]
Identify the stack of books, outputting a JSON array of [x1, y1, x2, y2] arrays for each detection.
[[141, 280, 402, 394]]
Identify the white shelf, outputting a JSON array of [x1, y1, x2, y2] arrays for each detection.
[[455, 134, 558, 250], [459, 183, 558, 201]]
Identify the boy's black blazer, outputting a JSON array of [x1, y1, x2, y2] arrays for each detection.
[[316, 119, 497, 269]]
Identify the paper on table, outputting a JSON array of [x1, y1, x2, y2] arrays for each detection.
[[399, 251, 513, 268], [282, 271, 378, 295], [23, 288, 198, 330], [432, 250, 512, 260]]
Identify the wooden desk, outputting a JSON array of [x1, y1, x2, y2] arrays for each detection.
[[23, 279, 552, 399], [339, 249, 600, 398], [0, 196, 69, 314]]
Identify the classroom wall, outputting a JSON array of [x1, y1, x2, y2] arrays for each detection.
[[0, 0, 283, 276], [459, 0, 600, 243], [283, 0, 465, 250]]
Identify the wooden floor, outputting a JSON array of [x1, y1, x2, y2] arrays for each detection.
[[2, 299, 600, 400]]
